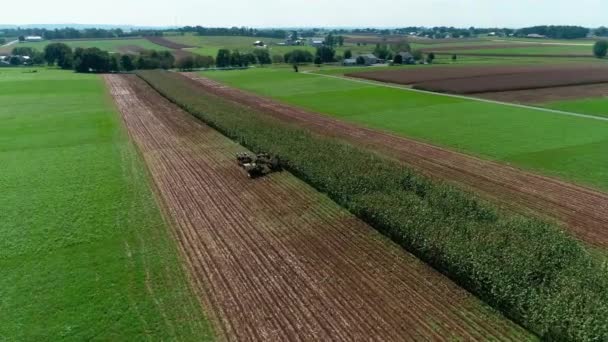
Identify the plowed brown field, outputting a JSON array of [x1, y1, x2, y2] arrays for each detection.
[[182, 73, 608, 248], [145, 36, 196, 49], [347, 65, 605, 88], [105, 74, 531, 341]]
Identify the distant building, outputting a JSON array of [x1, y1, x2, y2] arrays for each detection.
[[24, 36, 43, 42], [310, 39, 325, 47], [358, 53, 379, 65], [253, 40, 267, 48], [526, 34, 546, 39], [397, 52, 415, 64], [343, 58, 358, 66]]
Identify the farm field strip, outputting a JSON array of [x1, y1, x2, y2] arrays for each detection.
[[184, 72, 608, 248], [105, 73, 532, 341], [0, 69, 212, 340], [313, 71, 608, 122]]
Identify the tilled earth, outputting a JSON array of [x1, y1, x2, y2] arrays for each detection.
[[182, 73, 608, 248], [105, 74, 529, 341]]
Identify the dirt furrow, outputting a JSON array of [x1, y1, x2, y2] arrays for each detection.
[[182, 73, 608, 248], [105, 74, 531, 341]]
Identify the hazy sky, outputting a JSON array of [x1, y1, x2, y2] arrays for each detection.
[[1, 0, 607, 28]]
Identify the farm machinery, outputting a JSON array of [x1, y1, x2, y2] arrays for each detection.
[[236, 152, 282, 178]]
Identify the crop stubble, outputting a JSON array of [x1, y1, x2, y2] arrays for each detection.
[[105, 74, 529, 341], [182, 73, 608, 248]]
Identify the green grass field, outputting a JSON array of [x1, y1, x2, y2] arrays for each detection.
[[202, 68, 608, 191], [0, 39, 169, 54], [166, 34, 373, 58], [0, 68, 213, 340], [543, 97, 608, 117]]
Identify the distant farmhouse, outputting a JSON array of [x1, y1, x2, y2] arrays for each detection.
[[343, 53, 380, 66], [397, 52, 415, 64], [526, 33, 547, 39], [310, 38, 325, 47], [24, 36, 43, 42], [253, 40, 267, 48]]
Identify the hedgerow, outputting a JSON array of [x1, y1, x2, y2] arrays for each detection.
[[136, 70, 608, 341]]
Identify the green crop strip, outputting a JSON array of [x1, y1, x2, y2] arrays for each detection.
[[138, 69, 608, 341], [0, 68, 213, 340]]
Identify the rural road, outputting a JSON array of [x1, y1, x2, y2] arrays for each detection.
[[305, 71, 608, 121], [0, 40, 18, 49]]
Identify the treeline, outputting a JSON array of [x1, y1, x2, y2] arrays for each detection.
[[177, 26, 293, 39], [0, 27, 165, 40], [138, 70, 608, 341], [8, 42, 179, 72], [518, 25, 589, 39]]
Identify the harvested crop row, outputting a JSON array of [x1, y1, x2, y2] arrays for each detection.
[[347, 65, 601, 86], [105, 74, 529, 341], [413, 68, 608, 94], [182, 73, 608, 249], [145, 36, 196, 49], [140, 70, 608, 340]]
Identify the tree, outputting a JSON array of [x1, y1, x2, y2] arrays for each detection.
[[31, 52, 45, 65], [272, 54, 284, 64], [176, 56, 195, 71], [109, 54, 121, 72], [241, 53, 256, 66], [9, 56, 21, 65], [285, 50, 313, 64], [18, 35, 25, 42], [193, 55, 214, 68], [391, 40, 411, 53], [427, 52, 436, 64], [393, 54, 403, 64], [120, 54, 135, 71], [230, 50, 243, 66], [315, 46, 335, 63], [452, 54, 458, 62], [412, 49, 423, 61], [373, 43, 391, 59], [314, 56, 322, 66], [12, 47, 35, 56], [593, 40, 608, 58], [325, 33, 335, 47], [216, 49, 231, 67], [356, 56, 366, 65], [0, 38, 5, 45], [343, 50, 352, 59], [337, 35, 344, 46], [73, 47, 110, 73], [44, 43, 73, 69], [252, 49, 271, 65]]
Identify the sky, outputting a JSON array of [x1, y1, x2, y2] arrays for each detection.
[[1, 0, 607, 28]]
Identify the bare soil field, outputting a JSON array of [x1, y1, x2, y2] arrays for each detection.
[[420, 44, 546, 52], [474, 83, 608, 104], [183, 73, 608, 248], [105, 74, 529, 341], [413, 68, 608, 94], [347, 65, 594, 86], [145, 36, 195, 49], [117, 45, 146, 54]]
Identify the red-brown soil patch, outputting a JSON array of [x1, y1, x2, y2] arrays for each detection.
[[347, 65, 591, 86], [105, 74, 529, 341], [117, 45, 145, 54], [474, 83, 608, 104], [182, 73, 608, 248], [420, 44, 545, 52], [413, 67, 608, 94], [145, 36, 195, 49]]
